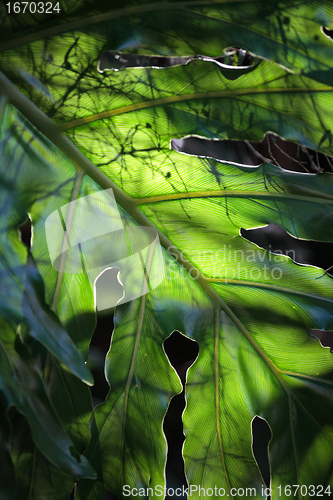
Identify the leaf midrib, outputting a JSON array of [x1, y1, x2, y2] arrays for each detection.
[[135, 189, 333, 205], [214, 306, 231, 490], [58, 86, 333, 131]]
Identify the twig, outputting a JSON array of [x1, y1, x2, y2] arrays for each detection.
[[245, 140, 271, 164], [271, 136, 310, 173], [301, 145, 323, 172]]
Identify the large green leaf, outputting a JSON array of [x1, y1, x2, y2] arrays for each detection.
[[1, 1, 333, 85], [1, 3, 333, 499]]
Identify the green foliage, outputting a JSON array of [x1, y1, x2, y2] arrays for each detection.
[[0, 2, 333, 499]]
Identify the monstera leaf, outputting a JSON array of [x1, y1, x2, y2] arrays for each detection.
[[1, 2, 333, 499]]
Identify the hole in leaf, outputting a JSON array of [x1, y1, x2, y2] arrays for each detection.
[[98, 49, 258, 80], [241, 224, 333, 277], [88, 311, 114, 406], [171, 136, 257, 167], [94, 267, 124, 313], [322, 26, 333, 40], [163, 332, 199, 497], [18, 214, 32, 248], [310, 330, 333, 351], [164, 331, 199, 385], [171, 134, 333, 173], [251, 416, 272, 491], [98, 52, 191, 72]]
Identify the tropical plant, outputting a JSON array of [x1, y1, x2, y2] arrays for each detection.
[[1, 1, 333, 499]]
